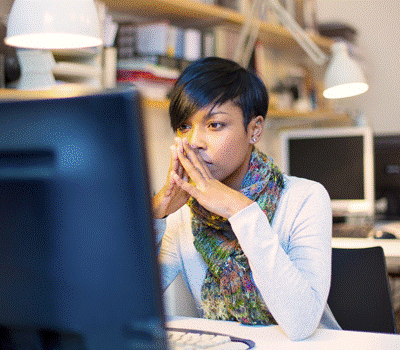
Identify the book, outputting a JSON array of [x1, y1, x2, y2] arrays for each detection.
[[202, 30, 215, 57], [115, 22, 137, 59], [213, 25, 240, 60], [136, 21, 172, 56], [121, 54, 192, 72], [184, 29, 202, 61]]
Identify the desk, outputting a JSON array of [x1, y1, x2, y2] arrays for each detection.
[[332, 238, 400, 274], [167, 317, 400, 349]]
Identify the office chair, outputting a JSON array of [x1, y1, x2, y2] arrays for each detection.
[[327, 247, 397, 334]]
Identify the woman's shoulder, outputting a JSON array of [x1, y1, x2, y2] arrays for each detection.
[[282, 174, 330, 199], [273, 175, 332, 242], [278, 174, 331, 217]]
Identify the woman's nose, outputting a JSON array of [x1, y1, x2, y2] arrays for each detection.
[[187, 127, 206, 150]]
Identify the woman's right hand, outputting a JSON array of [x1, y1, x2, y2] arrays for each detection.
[[152, 142, 190, 219]]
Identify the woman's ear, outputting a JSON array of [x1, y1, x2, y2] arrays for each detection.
[[248, 116, 264, 144]]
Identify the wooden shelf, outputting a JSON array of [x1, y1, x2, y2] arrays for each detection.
[[0, 89, 348, 123], [103, 0, 333, 55], [104, 0, 246, 25], [268, 109, 349, 121], [143, 98, 349, 122], [0, 86, 100, 100], [143, 98, 171, 110]]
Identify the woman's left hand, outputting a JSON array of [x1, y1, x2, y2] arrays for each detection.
[[172, 138, 254, 219]]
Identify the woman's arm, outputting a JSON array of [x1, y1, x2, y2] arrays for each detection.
[[229, 181, 332, 341], [155, 212, 184, 291]]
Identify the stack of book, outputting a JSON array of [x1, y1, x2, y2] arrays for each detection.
[[117, 59, 180, 100], [115, 20, 217, 100]]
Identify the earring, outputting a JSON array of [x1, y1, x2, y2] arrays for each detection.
[[252, 137, 257, 143]]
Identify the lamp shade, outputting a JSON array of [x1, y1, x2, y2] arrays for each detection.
[[323, 42, 368, 99], [5, 0, 102, 49]]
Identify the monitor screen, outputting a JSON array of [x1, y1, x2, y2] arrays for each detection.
[[374, 134, 400, 219], [280, 127, 375, 217], [0, 90, 167, 349]]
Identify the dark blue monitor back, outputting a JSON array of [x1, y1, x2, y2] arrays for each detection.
[[0, 89, 167, 349]]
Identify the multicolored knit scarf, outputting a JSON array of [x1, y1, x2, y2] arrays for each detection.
[[187, 148, 285, 325]]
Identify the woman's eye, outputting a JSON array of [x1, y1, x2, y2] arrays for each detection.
[[208, 122, 224, 130], [177, 124, 190, 133]]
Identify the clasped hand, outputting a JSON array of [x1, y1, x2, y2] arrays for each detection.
[[153, 138, 253, 219]]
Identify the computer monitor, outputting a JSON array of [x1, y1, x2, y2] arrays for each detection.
[[0, 90, 167, 349], [374, 134, 400, 220], [280, 127, 375, 218]]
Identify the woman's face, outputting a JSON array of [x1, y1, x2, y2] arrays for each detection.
[[176, 100, 261, 190]]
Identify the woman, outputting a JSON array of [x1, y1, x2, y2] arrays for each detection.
[[152, 57, 340, 341]]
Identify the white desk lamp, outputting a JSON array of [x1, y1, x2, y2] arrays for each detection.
[[323, 42, 369, 99], [4, 0, 102, 90], [234, 0, 368, 99], [5, 0, 102, 50]]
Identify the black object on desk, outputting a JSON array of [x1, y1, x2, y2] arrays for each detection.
[[328, 247, 397, 334], [375, 231, 398, 239]]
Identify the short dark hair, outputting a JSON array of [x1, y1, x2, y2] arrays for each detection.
[[169, 57, 269, 132]]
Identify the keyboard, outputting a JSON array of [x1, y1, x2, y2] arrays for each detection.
[[332, 223, 374, 238], [166, 327, 255, 349]]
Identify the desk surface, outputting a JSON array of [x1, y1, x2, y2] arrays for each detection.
[[332, 238, 400, 273], [168, 317, 400, 350]]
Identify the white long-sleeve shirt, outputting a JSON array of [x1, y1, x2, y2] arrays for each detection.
[[155, 175, 341, 340]]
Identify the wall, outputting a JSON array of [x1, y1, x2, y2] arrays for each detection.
[[316, 0, 400, 134]]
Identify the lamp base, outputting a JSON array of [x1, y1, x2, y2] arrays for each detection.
[[16, 49, 56, 90]]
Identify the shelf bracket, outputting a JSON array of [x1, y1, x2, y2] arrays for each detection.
[[234, 0, 329, 67]]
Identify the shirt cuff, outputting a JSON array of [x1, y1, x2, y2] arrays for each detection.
[[153, 217, 167, 245]]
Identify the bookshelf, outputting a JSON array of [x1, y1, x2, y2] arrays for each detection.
[[103, 0, 333, 56], [0, 1, 348, 123], [103, 0, 349, 123]]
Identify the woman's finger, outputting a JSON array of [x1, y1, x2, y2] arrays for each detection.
[[176, 140, 206, 184], [176, 138, 211, 182], [181, 139, 213, 179], [170, 145, 179, 173], [170, 144, 186, 179], [172, 172, 200, 198]]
